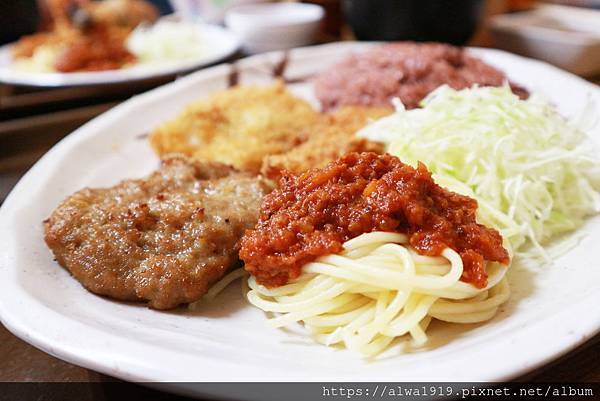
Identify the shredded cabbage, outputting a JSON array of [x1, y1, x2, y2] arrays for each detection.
[[358, 85, 600, 258], [13, 45, 61, 73], [126, 21, 208, 65]]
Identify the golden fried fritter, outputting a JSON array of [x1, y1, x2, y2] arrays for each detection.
[[261, 106, 392, 180], [149, 82, 323, 173]]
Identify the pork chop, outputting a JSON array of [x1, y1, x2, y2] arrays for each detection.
[[44, 155, 269, 309]]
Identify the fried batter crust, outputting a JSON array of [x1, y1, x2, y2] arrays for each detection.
[[261, 106, 392, 179], [149, 82, 323, 173]]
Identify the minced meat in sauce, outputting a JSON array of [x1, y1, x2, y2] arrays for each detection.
[[240, 152, 509, 288]]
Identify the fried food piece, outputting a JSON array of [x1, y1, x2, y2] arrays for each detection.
[[52, 0, 158, 72], [12, 32, 60, 59], [52, 24, 135, 72], [37, 0, 157, 30], [149, 82, 323, 173], [324, 105, 393, 132], [87, 0, 159, 29], [12, 0, 157, 71], [39, 0, 85, 30], [261, 106, 392, 179], [44, 155, 269, 309]]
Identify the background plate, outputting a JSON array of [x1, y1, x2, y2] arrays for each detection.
[[0, 43, 599, 398], [0, 23, 240, 87]]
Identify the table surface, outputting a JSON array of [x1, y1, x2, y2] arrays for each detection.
[[2, 318, 599, 383]]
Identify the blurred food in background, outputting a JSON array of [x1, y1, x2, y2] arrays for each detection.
[[12, 0, 159, 72], [125, 20, 209, 66], [8, 0, 233, 73]]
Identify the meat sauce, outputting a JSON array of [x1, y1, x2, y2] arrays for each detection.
[[54, 26, 135, 72], [240, 152, 509, 288]]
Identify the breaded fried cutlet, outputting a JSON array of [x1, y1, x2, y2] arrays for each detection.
[[149, 82, 322, 173], [44, 155, 269, 310], [261, 106, 392, 180]]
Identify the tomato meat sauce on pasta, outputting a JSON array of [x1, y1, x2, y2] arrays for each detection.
[[240, 152, 509, 288]]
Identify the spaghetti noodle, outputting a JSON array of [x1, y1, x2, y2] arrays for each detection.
[[228, 152, 513, 356], [245, 231, 509, 356]]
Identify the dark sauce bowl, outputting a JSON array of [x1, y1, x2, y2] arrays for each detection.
[[342, 0, 484, 45]]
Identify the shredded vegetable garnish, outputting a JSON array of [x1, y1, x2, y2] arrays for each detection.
[[13, 45, 62, 73], [126, 21, 207, 65], [358, 85, 600, 258]]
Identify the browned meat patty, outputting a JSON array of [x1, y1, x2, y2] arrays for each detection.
[[313, 42, 529, 111], [44, 155, 269, 309]]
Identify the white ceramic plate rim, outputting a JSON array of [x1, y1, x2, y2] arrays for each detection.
[[0, 23, 240, 87], [0, 43, 599, 389]]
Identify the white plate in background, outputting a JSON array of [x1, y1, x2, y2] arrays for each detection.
[[0, 23, 240, 87], [0, 43, 599, 399]]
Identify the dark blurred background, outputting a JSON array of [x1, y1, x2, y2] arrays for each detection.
[[0, 0, 174, 45]]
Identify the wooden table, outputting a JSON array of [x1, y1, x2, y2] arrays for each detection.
[[1, 322, 598, 392]]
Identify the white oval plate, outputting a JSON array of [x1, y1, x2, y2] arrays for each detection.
[[0, 23, 240, 87], [0, 43, 599, 395]]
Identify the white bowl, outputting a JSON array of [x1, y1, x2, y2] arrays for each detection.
[[169, 0, 270, 24], [490, 5, 600, 76], [225, 3, 324, 54]]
